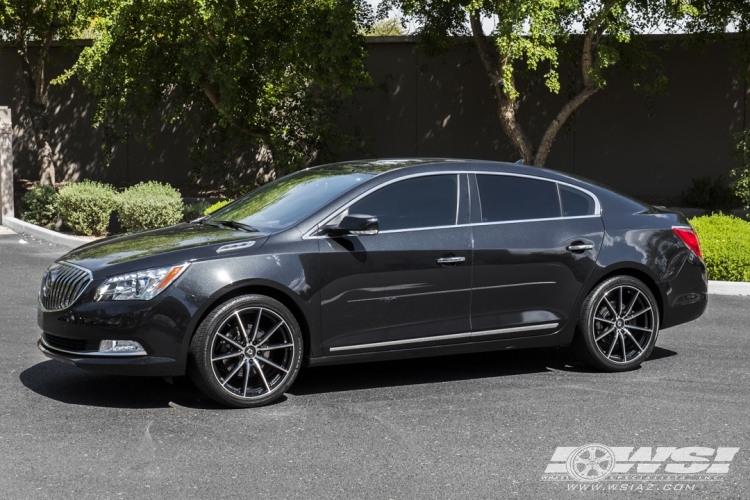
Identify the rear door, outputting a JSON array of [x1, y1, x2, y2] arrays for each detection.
[[318, 174, 473, 354], [469, 173, 605, 338]]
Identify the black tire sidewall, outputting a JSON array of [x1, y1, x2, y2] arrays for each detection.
[[576, 276, 660, 372], [190, 294, 303, 408]]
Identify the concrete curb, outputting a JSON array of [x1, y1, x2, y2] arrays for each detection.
[[2, 216, 92, 249], [708, 280, 750, 297]]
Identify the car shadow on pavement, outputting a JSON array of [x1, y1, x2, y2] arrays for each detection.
[[20, 346, 676, 409]]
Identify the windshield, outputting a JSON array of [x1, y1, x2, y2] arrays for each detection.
[[206, 169, 374, 232]]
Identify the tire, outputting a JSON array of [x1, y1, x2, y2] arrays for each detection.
[[572, 276, 660, 372], [189, 294, 303, 408]]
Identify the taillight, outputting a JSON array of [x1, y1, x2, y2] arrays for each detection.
[[673, 227, 702, 259]]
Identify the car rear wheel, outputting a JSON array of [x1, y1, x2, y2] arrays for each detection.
[[573, 276, 659, 372], [189, 294, 303, 408]]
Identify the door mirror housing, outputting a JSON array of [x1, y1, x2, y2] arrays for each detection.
[[322, 214, 379, 236]]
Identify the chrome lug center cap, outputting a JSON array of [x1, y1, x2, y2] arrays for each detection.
[[615, 319, 624, 328], [244, 346, 257, 358]]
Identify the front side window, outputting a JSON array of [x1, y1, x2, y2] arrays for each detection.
[[347, 175, 459, 231], [477, 175, 561, 222]]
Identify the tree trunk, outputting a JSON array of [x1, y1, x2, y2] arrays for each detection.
[[17, 28, 57, 185]]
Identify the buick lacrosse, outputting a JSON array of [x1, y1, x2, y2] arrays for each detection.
[[37, 159, 707, 407]]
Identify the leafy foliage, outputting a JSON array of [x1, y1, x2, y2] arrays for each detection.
[[681, 175, 738, 212], [57, 180, 118, 236], [690, 214, 750, 282], [367, 17, 405, 36], [204, 199, 233, 215], [60, 0, 373, 186], [117, 182, 184, 232], [731, 128, 750, 214], [183, 201, 212, 222], [20, 185, 58, 229]]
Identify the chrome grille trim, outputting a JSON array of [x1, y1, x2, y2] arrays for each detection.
[[39, 262, 93, 312]]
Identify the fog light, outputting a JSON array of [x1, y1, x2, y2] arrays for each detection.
[[98, 340, 146, 355]]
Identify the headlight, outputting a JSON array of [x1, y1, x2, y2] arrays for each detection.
[[94, 263, 189, 301]]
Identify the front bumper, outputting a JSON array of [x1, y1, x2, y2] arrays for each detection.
[[37, 337, 181, 376]]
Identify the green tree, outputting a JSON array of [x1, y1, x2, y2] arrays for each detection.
[[367, 17, 405, 36], [59, 0, 372, 188], [0, 0, 92, 184], [379, 0, 697, 167]]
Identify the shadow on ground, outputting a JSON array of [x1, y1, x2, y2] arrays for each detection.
[[19, 346, 676, 409]]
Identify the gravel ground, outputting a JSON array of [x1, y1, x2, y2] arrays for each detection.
[[1, 233, 748, 500]]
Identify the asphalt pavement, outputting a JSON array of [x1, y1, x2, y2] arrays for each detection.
[[1, 232, 749, 500]]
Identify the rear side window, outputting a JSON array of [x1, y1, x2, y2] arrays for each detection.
[[348, 175, 458, 231], [560, 185, 596, 216], [476, 175, 560, 222]]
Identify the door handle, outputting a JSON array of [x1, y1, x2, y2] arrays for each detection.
[[566, 244, 594, 252], [436, 256, 466, 264]]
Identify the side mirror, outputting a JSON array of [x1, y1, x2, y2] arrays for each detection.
[[322, 214, 379, 236]]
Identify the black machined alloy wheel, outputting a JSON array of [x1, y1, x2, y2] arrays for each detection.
[[573, 276, 660, 372], [190, 295, 303, 408]]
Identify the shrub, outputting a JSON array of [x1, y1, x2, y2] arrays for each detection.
[[183, 201, 211, 222], [204, 199, 233, 215], [21, 185, 58, 229], [690, 214, 750, 282], [731, 129, 750, 214], [57, 181, 118, 236], [118, 181, 184, 232], [680, 176, 737, 212]]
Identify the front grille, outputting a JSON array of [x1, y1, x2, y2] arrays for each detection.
[[39, 262, 92, 312], [42, 333, 98, 353]]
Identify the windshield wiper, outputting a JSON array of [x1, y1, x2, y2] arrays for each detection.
[[208, 220, 259, 232]]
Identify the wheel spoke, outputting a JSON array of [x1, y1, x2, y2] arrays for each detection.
[[221, 359, 245, 386], [618, 287, 624, 315], [242, 360, 251, 397], [257, 356, 289, 374], [625, 307, 651, 321], [250, 308, 263, 343], [620, 331, 628, 361], [256, 320, 284, 346], [595, 325, 616, 342], [606, 332, 619, 358], [623, 329, 644, 352], [623, 290, 641, 317], [211, 351, 243, 362], [603, 297, 618, 317], [594, 316, 615, 325], [624, 324, 651, 332], [257, 343, 293, 351], [235, 311, 249, 345], [217, 332, 244, 350], [253, 358, 271, 393]]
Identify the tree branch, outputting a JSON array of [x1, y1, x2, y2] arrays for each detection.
[[470, 12, 535, 164], [199, 81, 270, 141]]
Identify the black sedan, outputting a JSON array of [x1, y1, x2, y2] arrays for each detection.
[[36, 159, 708, 407]]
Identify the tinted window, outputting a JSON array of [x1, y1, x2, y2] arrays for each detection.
[[560, 185, 595, 216], [348, 175, 458, 231], [477, 175, 561, 222]]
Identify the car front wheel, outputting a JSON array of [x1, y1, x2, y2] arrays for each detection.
[[189, 294, 303, 408], [573, 276, 660, 372]]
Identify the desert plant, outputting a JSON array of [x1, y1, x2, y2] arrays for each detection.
[[57, 180, 118, 236], [681, 176, 737, 212], [204, 199, 233, 215], [690, 214, 750, 282], [20, 185, 58, 229], [117, 181, 184, 232]]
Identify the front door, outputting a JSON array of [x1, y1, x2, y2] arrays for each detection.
[[470, 173, 605, 338], [318, 174, 473, 354]]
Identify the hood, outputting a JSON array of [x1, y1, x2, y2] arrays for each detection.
[[61, 223, 268, 277]]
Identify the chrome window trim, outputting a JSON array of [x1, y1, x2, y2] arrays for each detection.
[[327, 322, 560, 352], [303, 170, 602, 240], [38, 261, 94, 313], [39, 337, 148, 357]]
